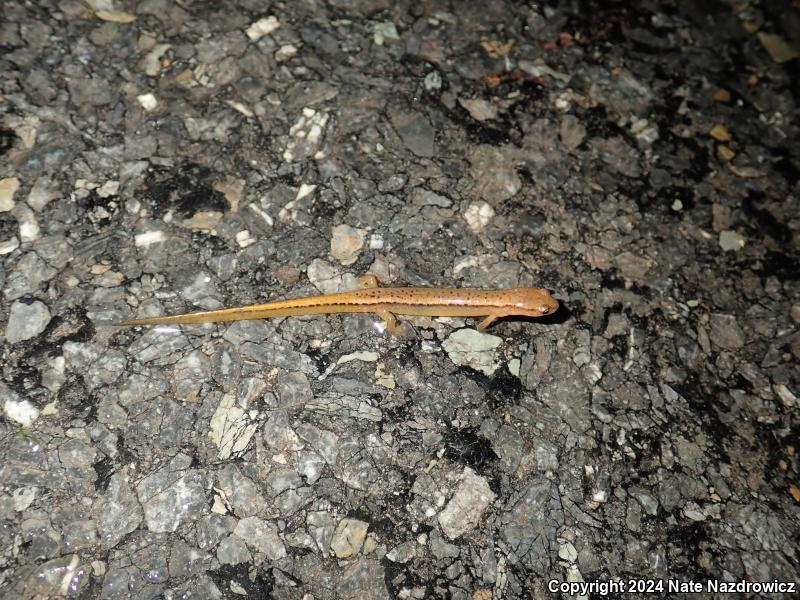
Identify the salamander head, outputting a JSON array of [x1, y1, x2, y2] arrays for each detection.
[[509, 288, 559, 318]]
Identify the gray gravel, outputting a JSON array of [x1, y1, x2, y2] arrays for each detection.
[[1, 1, 799, 598]]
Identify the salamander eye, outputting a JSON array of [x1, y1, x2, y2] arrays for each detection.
[[539, 305, 552, 314]]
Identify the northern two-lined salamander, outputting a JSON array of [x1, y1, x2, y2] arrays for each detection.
[[115, 275, 559, 334]]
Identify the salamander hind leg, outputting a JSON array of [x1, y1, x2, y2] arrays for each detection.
[[357, 274, 381, 289], [376, 308, 400, 336], [477, 313, 500, 332]]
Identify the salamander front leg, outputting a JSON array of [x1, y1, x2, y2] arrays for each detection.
[[376, 308, 400, 336], [357, 274, 381, 289], [360, 275, 398, 334]]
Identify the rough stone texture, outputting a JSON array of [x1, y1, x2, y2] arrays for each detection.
[[1, 1, 798, 598], [233, 517, 286, 561], [442, 328, 503, 375], [4, 299, 50, 343], [330, 518, 369, 558], [438, 468, 496, 540]]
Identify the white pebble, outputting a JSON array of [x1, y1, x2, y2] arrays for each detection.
[[463, 201, 495, 233], [137, 93, 158, 111], [135, 230, 166, 246], [4, 398, 40, 428], [369, 233, 384, 250], [246, 16, 280, 41], [97, 180, 120, 198], [296, 183, 316, 200], [235, 230, 255, 248], [373, 21, 399, 45], [0, 237, 19, 255], [143, 44, 171, 77], [424, 71, 442, 91], [276, 45, 297, 61], [18, 208, 41, 242], [12, 487, 38, 511]]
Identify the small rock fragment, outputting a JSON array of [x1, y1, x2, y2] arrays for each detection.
[[774, 384, 797, 408], [4, 398, 40, 428], [729, 164, 765, 178], [6, 300, 51, 343], [558, 540, 578, 562], [592, 136, 642, 178], [217, 536, 252, 565], [614, 251, 652, 280], [330, 224, 366, 265], [791, 304, 800, 324], [330, 518, 369, 558], [235, 230, 255, 248], [712, 204, 732, 232], [12, 487, 38, 511], [283, 109, 329, 162], [424, 71, 442, 91], [134, 230, 166, 247], [208, 393, 259, 460], [682, 502, 707, 522], [273, 265, 301, 285], [757, 32, 800, 63], [180, 211, 223, 231], [518, 59, 570, 82], [306, 259, 352, 294], [717, 145, 735, 161], [719, 230, 745, 252], [337, 351, 379, 366], [458, 97, 497, 122], [463, 201, 495, 233], [137, 93, 158, 111], [9, 117, 38, 148], [26, 177, 55, 211], [90, 22, 119, 45], [373, 21, 399, 45], [369, 233, 384, 250], [709, 124, 732, 142], [389, 110, 435, 158], [560, 114, 587, 151], [246, 16, 280, 41], [276, 44, 297, 61], [96, 180, 119, 198], [143, 44, 171, 76], [0, 177, 20, 212], [468, 145, 522, 203], [0, 236, 19, 255], [712, 88, 731, 103], [212, 177, 245, 211], [296, 183, 316, 201], [137, 460, 208, 533], [631, 117, 659, 145], [790, 484, 800, 503], [438, 468, 496, 539], [442, 329, 503, 376], [17, 205, 40, 242], [14, 555, 86, 596], [386, 540, 417, 563], [95, 9, 136, 23], [480, 38, 514, 58], [234, 517, 286, 560], [709, 313, 745, 350]]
